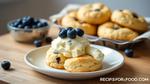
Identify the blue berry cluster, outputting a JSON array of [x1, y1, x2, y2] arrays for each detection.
[[10, 16, 48, 29], [59, 27, 84, 39]]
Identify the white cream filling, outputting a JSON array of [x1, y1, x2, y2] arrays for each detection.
[[47, 36, 104, 61]]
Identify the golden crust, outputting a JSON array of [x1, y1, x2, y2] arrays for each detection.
[[61, 11, 97, 35], [111, 9, 148, 32], [97, 22, 139, 41], [64, 55, 102, 72], [77, 3, 111, 24]]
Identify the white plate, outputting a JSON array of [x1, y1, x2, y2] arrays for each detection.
[[24, 44, 124, 79]]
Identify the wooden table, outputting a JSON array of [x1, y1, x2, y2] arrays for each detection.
[[0, 34, 150, 84]]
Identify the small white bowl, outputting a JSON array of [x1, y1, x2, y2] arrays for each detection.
[[24, 44, 124, 80]]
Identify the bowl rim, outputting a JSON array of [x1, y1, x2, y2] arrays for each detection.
[[7, 18, 50, 30]]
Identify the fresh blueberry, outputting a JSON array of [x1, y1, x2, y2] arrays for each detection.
[[124, 48, 134, 57], [42, 22, 48, 27], [38, 22, 48, 27], [45, 36, 52, 43], [16, 19, 22, 24], [37, 22, 43, 28], [12, 22, 19, 27], [29, 17, 34, 22], [22, 16, 34, 26], [67, 27, 73, 31], [76, 28, 84, 37], [59, 29, 67, 38], [12, 19, 22, 27], [33, 40, 42, 47], [67, 29, 76, 39], [1, 61, 11, 70], [17, 24, 24, 28], [22, 19, 30, 26], [33, 19, 40, 25], [22, 16, 31, 20], [23, 16, 33, 21]]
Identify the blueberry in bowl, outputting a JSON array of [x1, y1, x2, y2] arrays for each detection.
[[7, 16, 49, 43]]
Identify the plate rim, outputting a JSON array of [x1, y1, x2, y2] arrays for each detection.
[[24, 44, 124, 75]]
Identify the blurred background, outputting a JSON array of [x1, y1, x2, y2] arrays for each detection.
[[0, 0, 150, 35]]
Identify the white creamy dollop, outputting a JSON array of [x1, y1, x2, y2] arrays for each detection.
[[47, 36, 104, 61]]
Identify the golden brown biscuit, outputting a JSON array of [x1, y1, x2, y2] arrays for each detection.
[[97, 22, 138, 41], [111, 9, 148, 32], [64, 55, 102, 72], [46, 53, 67, 69], [61, 11, 97, 35], [77, 3, 111, 24]]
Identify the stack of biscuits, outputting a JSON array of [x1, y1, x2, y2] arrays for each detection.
[[60, 3, 148, 41], [46, 28, 104, 72]]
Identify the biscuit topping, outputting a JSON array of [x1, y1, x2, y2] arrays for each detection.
[[59, 28, 84, 39]]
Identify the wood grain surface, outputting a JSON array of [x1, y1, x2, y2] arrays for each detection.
[[0, 32, 150, 84]]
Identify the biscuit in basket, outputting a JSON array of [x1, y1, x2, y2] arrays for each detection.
[[77, 3, 111, 24], [46, 53, 67, 69], [64, 55, 102, 72], [111, 9, 148, 32], [97, 22, 138, 41], [61, 11, 97, 35]]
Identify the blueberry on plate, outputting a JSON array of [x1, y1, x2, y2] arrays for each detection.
[[67, 29, 76, 39], [124, 48, 134, 57], [33, 40, 42, 47], [59, 29, 67, 38], [76, 28, 84, 37], [1, 61, 11, 70]]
